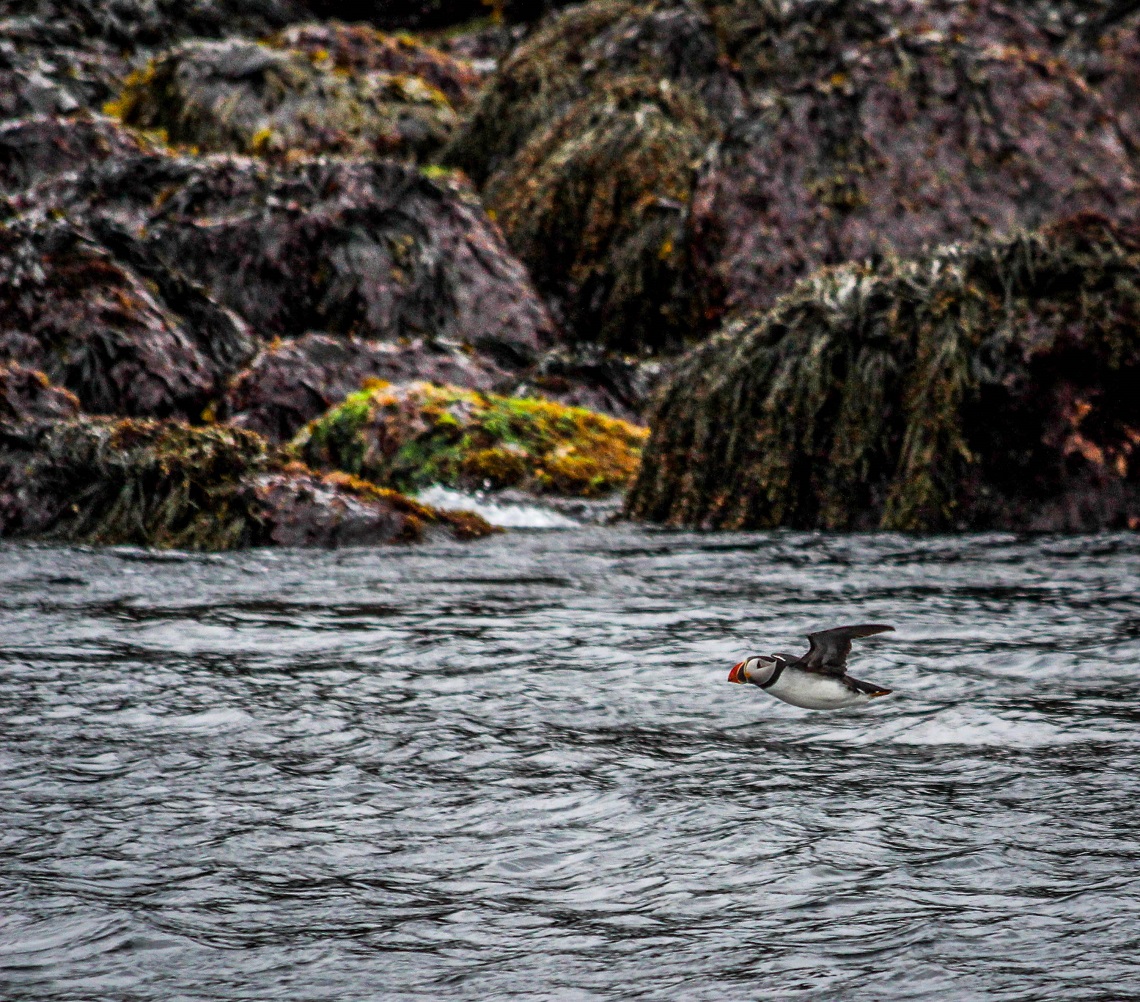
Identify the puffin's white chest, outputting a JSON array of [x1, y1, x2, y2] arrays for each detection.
[[765, 668, 866, 710]]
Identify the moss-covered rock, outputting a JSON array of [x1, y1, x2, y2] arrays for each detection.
[[626, 213, 1140, 533], [484, 77, 715, 353], [293, 381, 648, 497], [109, 36, 460, 160], [691, 16, 1138, 318], [222, 331, 507, 442], [0, 414, 495, 548]]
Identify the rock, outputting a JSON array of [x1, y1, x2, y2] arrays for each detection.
[[0, 214, 255, 419], [22, 151, 556, 366], [0, 361, 79, 442], [0, 0, 315, 49], [222, 331, 507, 442], [270, 22, 481, 108], [0, 414, 495, 547], [110, 36, 460, 160], [0, 114, 151, 193], [292, 381, 649, 497], [691, 14, 1138, 318], [508, 346, 665, 424], [483, 77, 716, 354], [0, 16, 130, 119], [625, 213, 1140, 533]]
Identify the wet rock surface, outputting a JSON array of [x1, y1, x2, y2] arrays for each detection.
[[627, 214, 1140, 533], [0, 215, 253, 419], [293, 381, 648, 498], [0, 114, 152, 193]]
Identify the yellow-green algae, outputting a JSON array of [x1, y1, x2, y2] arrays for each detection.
[[292, 382, 649, 497]]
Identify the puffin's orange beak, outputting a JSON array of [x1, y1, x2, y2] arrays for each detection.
[[728, 661, 746, 684]]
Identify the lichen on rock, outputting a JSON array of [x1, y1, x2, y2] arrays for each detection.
[[626, 213, 1140, 533], [293, 381, 649, 497]]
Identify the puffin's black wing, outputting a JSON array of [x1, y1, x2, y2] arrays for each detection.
[[800, 624, 894, 676]]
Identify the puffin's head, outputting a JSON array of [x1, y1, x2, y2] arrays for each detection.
[[728, 656, 778, 686]]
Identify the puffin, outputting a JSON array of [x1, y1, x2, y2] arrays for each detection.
[[727, 624, 895, 710]]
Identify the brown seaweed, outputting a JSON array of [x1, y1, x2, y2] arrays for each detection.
[[626, 214, 1140, 532]]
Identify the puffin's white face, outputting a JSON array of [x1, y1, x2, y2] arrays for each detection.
[[728, 655, 778, 686]]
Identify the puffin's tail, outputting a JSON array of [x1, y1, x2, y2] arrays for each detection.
[[848, 676, 893, 698]]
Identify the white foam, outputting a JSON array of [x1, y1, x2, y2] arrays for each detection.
[[416, 485, 580, 529]]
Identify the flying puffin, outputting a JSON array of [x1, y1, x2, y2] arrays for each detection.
[[727, 624, 895, 710]]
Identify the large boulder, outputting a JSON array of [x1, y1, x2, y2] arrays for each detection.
[[0, 413, 495, 547], [19, 151, 556, 366], [293, 381, 649, 497], [110, 36, 462, 160], [445, 0, 739, 185], [626, 214, 1140, 532], [0, 214, 254, 419], [690, 18, 1138, 318]]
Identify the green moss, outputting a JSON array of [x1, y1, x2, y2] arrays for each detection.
[[292, 381, 649, 497]]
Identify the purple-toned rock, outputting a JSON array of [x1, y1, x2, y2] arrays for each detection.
[[0, 215, 255, 419], [0, 114, 150, 193]]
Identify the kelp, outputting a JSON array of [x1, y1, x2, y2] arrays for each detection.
[[1, 415, 495, 548], [108, 36, 460, 160], [223, 331, 506, 442], [293, 381, 649, 497], [484, 77, 716, 353], [692, 18, 1139, 318], [626, 214, 1140, 532]]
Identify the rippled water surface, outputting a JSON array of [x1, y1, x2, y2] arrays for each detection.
[[2, 529, 1140, 1001]]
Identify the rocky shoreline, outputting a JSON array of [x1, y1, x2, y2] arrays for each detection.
[[1, 0, 1138, 546]]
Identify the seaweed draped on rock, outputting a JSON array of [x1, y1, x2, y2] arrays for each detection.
[[109, 34, 466, 160], [0, 385, 495, 548], [625, 214, 1140, 533], [22, 151, 555, 366]]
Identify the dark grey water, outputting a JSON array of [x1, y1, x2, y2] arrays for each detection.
[[2, 529, 1139, 1001]]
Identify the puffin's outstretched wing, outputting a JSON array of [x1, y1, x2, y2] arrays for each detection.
[[800, 624, 894, 676]]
